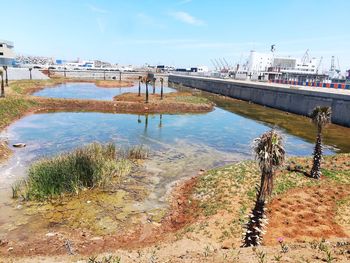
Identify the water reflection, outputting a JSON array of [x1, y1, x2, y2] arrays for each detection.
[[33, 82, 176, 101]]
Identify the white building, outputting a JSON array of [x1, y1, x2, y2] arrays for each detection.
[[0, 39, 15, 66], [243, 49, 323, 81]]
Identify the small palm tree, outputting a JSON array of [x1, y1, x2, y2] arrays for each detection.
[[160, 77, 164, 100], [0, 70, 4, 97], [145, 78, 150, 103], [29, 68, 33, 80], [310, 106, 332, 179], [152, 77, 156, 94], [138, 76, 142, 96], [243, 129, 285, 247], [3, 66, 8, 86]]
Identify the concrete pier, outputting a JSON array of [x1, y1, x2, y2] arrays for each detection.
[[169, 74, 350, 128]]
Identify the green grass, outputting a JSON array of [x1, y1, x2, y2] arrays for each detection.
[[0, 96, 38, 129], [12, 143, 142, 201], [174, 95, 210, 104]]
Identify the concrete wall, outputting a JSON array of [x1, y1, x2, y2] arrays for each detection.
[[7, 68, 49, 80], [169, 74, 350, 128]]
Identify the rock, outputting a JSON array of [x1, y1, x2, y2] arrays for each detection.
[[221, 240, 232, 249], [177, 199, 183, 205], [45, 232, 56, 237], [13, 143, 26, 148], [199, 168, 205, 172], [86, 200, 91, 204], [7, 247, 13, 252]]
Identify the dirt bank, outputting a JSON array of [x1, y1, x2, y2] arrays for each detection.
[[3, 155, 350, 262]]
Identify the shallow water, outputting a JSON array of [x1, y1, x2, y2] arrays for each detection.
[[33, 82, 176, 100], [0, 82, 347, 239]]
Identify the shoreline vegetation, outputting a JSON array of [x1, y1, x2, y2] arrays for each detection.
[[0, 78, 214, 164], [11, 143, 148, 201], [3, 153, 350, 262]]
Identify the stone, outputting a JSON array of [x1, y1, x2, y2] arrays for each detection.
[[221, 240, 232, 249], [13, 143, 26, 148]]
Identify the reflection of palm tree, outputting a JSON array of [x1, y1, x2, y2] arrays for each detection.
[[138, 76, 142, 96], [159, 114, 163, 128], [3, 66, 8, 87], [137, 115, 142, 123], [29, 68, 33, 80], [0, 70, 4, 97], [160, 77, 164, 100], [243, 130, 285, 247], [152, 77, 156, 94], [310, 106, 331, 179], [144, 114, 149, 134]]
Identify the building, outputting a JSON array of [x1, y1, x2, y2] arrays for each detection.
[[242, 49, 325, 82], [0, 39, 15, 66]]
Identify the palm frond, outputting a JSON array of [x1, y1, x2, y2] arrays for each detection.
[[310, 106, 332, 129], [253, 129, 285, 172]]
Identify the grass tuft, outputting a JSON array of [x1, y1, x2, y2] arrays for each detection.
[[12, 143, 138, 200]]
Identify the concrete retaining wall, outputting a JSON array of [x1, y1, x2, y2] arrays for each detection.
[[7, 68, 49, 80], [169, 74, 350, 128]]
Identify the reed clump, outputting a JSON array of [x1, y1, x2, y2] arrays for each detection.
[[12, 143, 147, 200]]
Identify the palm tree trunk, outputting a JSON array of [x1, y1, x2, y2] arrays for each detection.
[[152, 81, 155, 94], [243, 170, 271, 247], [145, 82, 149, 103], [160, 81, 164, 100], [4, 67, 8, 87], [310, 130, 323, 179], [0, 74, 4, 97], [138, 81, 141, 96]]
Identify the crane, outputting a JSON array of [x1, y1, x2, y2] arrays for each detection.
[[316, 56, 323, 74], [301, 49, 310, 65], [218, 58, 227, 70], [223, 58, 230, 69], [210, 59, 218, 70], [214, 59, 222, 70]]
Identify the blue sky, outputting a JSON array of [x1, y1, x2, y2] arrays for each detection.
[[2, 0, 350, 71]]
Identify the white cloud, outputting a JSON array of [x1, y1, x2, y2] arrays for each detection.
[[136, 13, 166, 28], [87, 4, 108, 14], [96, 18, 106, 33], [169, 11, 204, 26]]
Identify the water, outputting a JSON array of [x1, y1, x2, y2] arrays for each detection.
[[0, 108, 333, 191], [33, 82, 176, 100], [0, 82, 345, 239]]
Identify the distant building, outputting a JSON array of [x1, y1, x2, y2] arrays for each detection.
[[0, 39, 15, 66], [244, 50, 325, 82]]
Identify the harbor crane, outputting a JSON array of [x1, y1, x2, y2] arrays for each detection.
[[218, 58, 227, 70], [210, 59, 218, 70], [301, 49, 310, 65], [214, 59, 223, 70], [316, 56, 323, 74], [223, 58, 230, 69]]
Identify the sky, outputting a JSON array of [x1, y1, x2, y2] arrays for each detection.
[[1, 0, 350, 71]]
